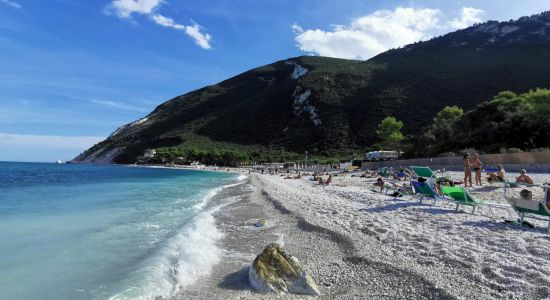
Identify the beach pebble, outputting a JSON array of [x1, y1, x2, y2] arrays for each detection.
[[255, 219, 268, 227]]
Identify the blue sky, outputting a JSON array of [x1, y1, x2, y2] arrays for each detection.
[[1, 0, 549, 162]]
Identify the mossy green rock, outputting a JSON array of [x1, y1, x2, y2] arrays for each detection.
[[249, 243, 320, 295]]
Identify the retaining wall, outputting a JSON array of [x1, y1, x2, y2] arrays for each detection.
[[361, 151, 550, 173]]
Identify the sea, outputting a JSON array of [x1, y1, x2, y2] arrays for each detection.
[[0, 162, 244, 300]]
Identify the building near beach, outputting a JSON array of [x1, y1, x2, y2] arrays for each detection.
[[143, 149, 156, 159]]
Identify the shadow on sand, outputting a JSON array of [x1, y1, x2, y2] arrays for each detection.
[[360, 201, 469, 216], [419, 207, 464, 215], [359, 201, 429, 213], [217, 267, 251, 291], [463, 220, 550, 238], [470, 186, 502, 193]]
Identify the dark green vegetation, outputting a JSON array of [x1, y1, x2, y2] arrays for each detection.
[[76, 12, 550, 165], [412, 89, 550, 156], [376, 117, 404, 151]]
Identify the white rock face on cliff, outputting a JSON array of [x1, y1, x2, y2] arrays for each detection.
[[292, 86, 321, 126], [249, 243, 320, 296], [109, 117, 149, 138], [285, 61, 309, 80]]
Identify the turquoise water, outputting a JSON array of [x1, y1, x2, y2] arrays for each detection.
[[0, 162, 241, 300]]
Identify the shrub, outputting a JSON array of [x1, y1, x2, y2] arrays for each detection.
[[506, 148, 523, 153]]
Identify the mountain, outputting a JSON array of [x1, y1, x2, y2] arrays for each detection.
[[74, 11, 550, 164]]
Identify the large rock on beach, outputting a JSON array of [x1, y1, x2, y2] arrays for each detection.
[[249, 243, 320, 295]]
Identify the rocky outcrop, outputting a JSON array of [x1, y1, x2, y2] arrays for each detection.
[[249, 243, 320, 295], [70, 147, 120, 164]]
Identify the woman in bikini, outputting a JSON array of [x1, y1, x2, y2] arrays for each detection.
[[463, 153, 473, 187], [472, 153, 483, 186]]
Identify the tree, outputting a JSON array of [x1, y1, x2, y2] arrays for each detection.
[[376, 116, 404, 150], [433, 105, 463, 127]]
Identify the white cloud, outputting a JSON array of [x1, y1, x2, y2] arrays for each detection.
[[293, 6, 485, 60], [89, 99, 150, 112], [291, 23, 304, 34], [152, 14, 212, 49], [105, 0, 212, 49], [183, 22, 212, 49], [449, 7, 485, 29], [0, 133, 104, 150], [105, 0, 163, 18], [0, 0, 21, 9], [152, 13, 183, 29]]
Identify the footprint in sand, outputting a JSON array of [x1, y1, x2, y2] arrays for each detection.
[[533, 287, 550, 299], [360, 227, 378, 237], [523, 270, 550, 287], [500, 265, 527, 276], [374, 227, 388, 234], [480, 266, 521, 289], [526, 245, 550, 258]]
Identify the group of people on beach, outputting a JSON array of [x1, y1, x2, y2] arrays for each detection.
[[462, 153, 483, 187], [312, 173, 332, 185], [365, 154, 539, 195], [463, 153, 535, 186]]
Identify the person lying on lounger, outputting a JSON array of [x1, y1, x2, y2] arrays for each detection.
[[311, 172, 321, 181], [390, 183, 410, 197], [487, 164, 506, 183], [401, 168, 413, 180], [360, 169, 377, 178], [516, 169, 534, 185]]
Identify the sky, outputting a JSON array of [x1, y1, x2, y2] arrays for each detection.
[[1, 0, 549, 162]]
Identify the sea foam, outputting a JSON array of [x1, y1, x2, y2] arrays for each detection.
[[110, 178, 242, 300]]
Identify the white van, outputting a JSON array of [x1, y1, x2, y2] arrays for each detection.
[[364, 151, 399, 161]]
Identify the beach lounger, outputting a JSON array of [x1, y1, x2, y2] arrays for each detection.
[[504, 185, 550, 233], [504, 181, 539, 189], [377, 167, 393, 178], [410, 166, 451, 181], [411, 181, 445, 205], [371, 183, 413, 199], [411, 166, 437, 179], [441, 186, 484, 214]]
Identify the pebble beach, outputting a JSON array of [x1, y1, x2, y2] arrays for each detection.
[[174, 170, 550, 299]]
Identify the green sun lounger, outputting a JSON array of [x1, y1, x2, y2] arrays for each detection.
[[504, 181, 540, 188], [371, 182, 413, 199], [411, 166, 437, 179], [377, 167, 393, 178], [411, 181, 445, 204], [505, 185, 550, 233], [410, 166, 451, 181], [441, 186, 484, 214]]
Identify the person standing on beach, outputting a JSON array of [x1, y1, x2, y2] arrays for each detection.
[[463, 153, 473, 187], [472, 153, 483, 186]]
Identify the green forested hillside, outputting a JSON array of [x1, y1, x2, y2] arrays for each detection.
[[412, 89, 550, 156], [74, 11, 550, 165]]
